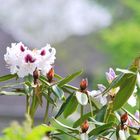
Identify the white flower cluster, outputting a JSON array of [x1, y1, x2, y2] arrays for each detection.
[[4, 42, 56, 77]]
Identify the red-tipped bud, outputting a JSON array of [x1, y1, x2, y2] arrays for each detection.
[[33, 67, 40, 84], [80, 78, 88, 91], [121, 113, 128, 124], [47, 68, 54, 82], [81, 120, 89, 133]]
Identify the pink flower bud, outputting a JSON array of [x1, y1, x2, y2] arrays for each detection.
[[47, 68, 54, 82], [81, 120, 89, 133], [33, 67, 40, 84]]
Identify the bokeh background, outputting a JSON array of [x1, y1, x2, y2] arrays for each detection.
[[0, 0, 140, 131]]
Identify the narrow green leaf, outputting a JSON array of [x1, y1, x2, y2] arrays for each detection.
[[76, 91, 88, 106], [39, 76, 50, 86], [56, 129, 79, 140], [54, 73, 62, 80], [113, 74, 137, 111], [58, 70, 82, 87], [0, 91, 25, 96], [63, 95, 78, 118], [52, 118, 79, 134], [116, 68, 136, 74], [55, 93, 74, 118], [88, 122, 114, 137], [52, 85, 64, 100], [42, 92, 56, 106], [88, 117, 105, 126], [0, 74, 17, 82], [127, 135, 140, 140]]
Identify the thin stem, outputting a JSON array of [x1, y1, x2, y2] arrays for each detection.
[[51, 97, 57, 115], [43, 91, 51, 124], [43, 100, 50, 124], [87, 94, 94, 118], [26, 95, 30, 115], [81, 105, 83, 117]]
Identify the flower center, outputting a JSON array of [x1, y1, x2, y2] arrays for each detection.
[[25, 54, 36, 63]]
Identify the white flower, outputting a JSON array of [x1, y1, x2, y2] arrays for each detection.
[[119, 130, 129, 140], [137, 72, 140, 88], [127, 86, 137, 107], [127, 94, 137, 107], [37, 44, 56, 75], [89, 84, 107, 106], [80, 133, 88, 140], [105, 68, 116, 83], [4, 42, 56, 77]]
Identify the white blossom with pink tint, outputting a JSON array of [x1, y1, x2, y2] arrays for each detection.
[[128, 110, 140, 128], [4, 42, 56, 77], [127, 86, 137, 107], [89, 84, 107, 106], [105, 68, 116, 83]]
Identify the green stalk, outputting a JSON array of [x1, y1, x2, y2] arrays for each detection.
[[87, 94, 94, 118], [43, 92, 51, 124], [43, 100, 50, 124], [81, 105, 84, 117], [26, 95, 30, 115]]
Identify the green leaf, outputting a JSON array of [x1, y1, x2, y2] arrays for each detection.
[[95, 105, 107, 123], [58, 70, 82, 87], [55, 93, 74, 118], [88, 117, 105, 126], [52, 118, 79, 134], [128, 135, 140, 140], [56, 129, 79, 140], [103, 67, 137, 95], [54, 73, 63, 80], [116, 68, 136, 74], [0, 74, 17, 82], [113, 73, 137, 111], [76, 91, 88, 106], [43, 91, 56, 106], [88, 122, 114, 137], [0, 91, 25, 96], [63, 95, 78, 118], [52, 85, 64, 100], [39, 75, 50, 86]]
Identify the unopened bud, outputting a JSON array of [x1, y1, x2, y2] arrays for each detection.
[[33, 67, 40, 84], [81, 120, 89, 133], [80, 79, 88, 91], [47, 68, 54, 83], [121, 112, 128, 124]]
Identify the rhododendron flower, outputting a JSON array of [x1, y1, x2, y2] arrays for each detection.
[[4, 42, 56, 77], [105, 68, 116, 83], [89, 84, 107, 106]]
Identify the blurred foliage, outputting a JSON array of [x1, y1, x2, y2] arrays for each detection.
[[98, 0, 140, 67]]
